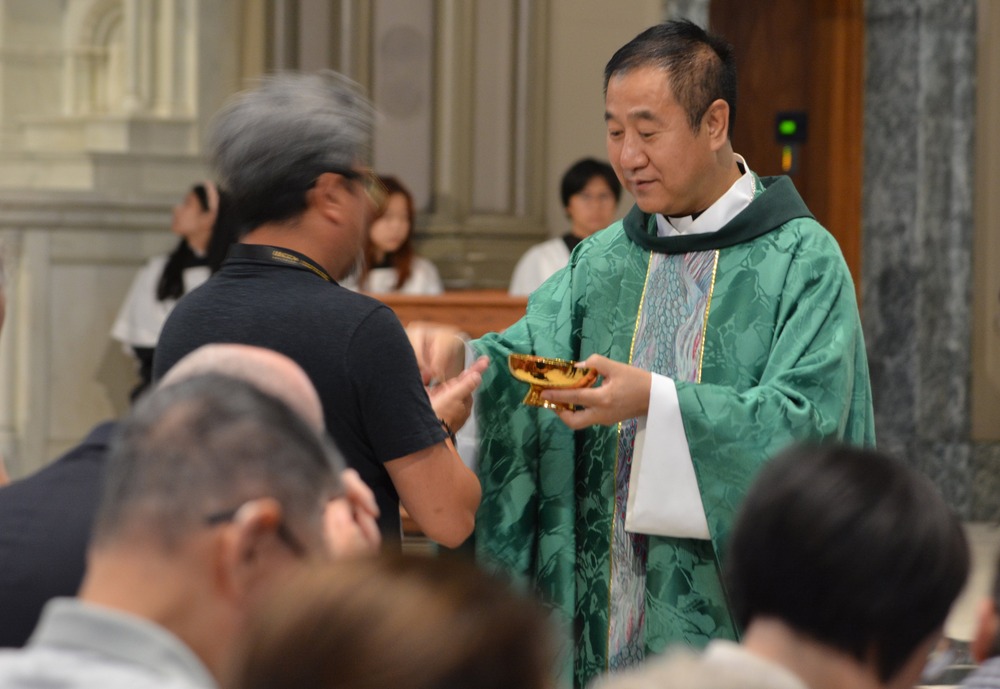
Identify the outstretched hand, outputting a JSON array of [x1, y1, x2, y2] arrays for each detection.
[[406, 321, 467, 385], [428, 356, 490, 432], [541, 354, 651, 430]]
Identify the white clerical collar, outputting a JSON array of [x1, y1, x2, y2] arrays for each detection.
[[656, 155, 755, 238]]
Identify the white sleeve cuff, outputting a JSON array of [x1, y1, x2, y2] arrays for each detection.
[[625, 373, 710, 540], [458, 340, 480, 471]]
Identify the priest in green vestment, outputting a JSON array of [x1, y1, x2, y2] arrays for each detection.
[[411, 20, 874, 689]]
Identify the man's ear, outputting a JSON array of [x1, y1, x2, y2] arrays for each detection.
[[702, 99, 730, 151], [216, 498, 284, 601], [308, 172, 354, 224], [972, 597, 1000, 663]]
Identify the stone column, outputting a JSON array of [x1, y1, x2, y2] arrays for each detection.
[[862, 0, 977, 515]]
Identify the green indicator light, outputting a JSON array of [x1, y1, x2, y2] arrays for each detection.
[[779, 119, 797, 136]]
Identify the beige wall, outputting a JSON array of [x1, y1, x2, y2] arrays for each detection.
[[0, 1, 669, 475], [543, 0, 663, 235], [0, 194, 178, 474], [0, 0, 243, 476]]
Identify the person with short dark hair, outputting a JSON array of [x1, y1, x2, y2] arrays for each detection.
[[0, 374, 344, 688], [593, 444, 970, 689], [962, 551, 1000, 688], [509, 157, 621, 295], [153, 72, 483, 549], [410, 19, 873, 687]]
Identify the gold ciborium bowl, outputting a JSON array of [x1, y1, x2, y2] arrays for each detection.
[[507, 353, 598, 411]]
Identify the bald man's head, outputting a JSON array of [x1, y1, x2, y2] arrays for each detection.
[[159, 344, 324, 432]]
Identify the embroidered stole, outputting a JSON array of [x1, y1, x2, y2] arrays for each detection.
[[607, 249, 718, 670]]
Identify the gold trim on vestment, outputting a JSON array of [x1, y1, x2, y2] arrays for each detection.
[[628, 251, 655, 368], [696, 250, 720, 384]]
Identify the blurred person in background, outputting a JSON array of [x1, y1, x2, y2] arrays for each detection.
[[0, 373, 346, 687], [344, 175, 443, 295], [0, 344, 379, 649], [229, 554, 558, 689], [961, 551, 1000, 688], [509, 158, 621, 296], [112, 181, 239, 398], [593, 444, 970, 689]]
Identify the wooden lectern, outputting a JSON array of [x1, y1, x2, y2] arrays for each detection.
[[375, 289, 527, 337]]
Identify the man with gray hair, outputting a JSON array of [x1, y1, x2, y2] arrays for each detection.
[[153, 71, 482, 548], [0, 373, 343, 688], [0, 343, 377, 648], [161, 343, 381, 555]]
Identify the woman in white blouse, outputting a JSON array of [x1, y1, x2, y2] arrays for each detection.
[[346, 175, 443, 295], [111, 181, 238, 398], [509, 158, 622, 296]]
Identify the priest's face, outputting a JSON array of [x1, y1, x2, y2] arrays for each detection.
[[605, 65, 719, 217]]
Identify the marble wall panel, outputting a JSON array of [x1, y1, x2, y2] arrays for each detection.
[[863, 0, 979, 515]]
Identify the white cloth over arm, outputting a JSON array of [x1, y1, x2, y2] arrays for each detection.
[[626, 373, 709, 538]]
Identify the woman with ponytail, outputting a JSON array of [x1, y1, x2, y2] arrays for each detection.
[[112, 181, 238, 398]]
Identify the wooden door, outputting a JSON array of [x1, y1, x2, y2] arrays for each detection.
[[709, 0, 864, 286]]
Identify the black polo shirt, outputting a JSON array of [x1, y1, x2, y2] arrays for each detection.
[[153, 245, 446, 543]]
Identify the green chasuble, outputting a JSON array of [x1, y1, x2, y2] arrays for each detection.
[[471, 175, 875, 689]]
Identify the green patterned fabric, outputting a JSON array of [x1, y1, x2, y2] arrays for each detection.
[[472, 175, 875, 689]]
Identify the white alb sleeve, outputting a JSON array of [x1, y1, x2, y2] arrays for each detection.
[[625, 372, 710, 539]]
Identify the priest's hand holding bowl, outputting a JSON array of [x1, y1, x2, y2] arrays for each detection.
[[540, 354, 652, 429]]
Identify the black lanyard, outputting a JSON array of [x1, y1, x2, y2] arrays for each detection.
[[227, 244, 334, 283]]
